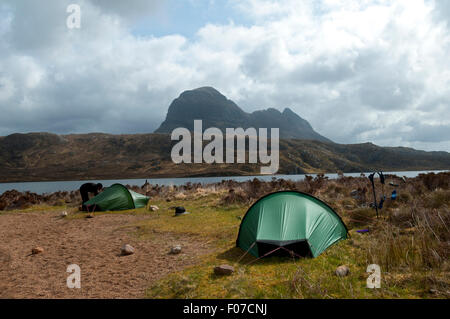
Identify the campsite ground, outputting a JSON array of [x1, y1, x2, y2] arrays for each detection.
[[0, 207, 212, 298], [0, 173, 449, 298]]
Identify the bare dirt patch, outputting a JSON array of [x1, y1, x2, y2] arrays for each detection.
[[0, 211, 212, 298]]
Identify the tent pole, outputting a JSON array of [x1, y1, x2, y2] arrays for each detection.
[[369, 173, 379, 219]]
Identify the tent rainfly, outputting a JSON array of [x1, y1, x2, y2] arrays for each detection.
[[236, 191, 348, 258], [84, 183, 149, 211]]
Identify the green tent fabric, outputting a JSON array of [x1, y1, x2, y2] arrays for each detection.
[[236, 191, 348, 258], [84, 183, 149, 211]]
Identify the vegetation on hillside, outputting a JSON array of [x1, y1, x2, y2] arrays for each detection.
[[0, 132, 449, 182]]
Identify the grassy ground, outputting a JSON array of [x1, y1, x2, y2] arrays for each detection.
[[4, 172, 449, 299], [133, 192, 447, 299]]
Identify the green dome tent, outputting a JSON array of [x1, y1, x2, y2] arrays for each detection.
[[236, 191, 348, 258], [84, 183, 149, 211]]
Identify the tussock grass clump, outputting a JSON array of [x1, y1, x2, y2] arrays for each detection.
[[424, 189, 450, 209]]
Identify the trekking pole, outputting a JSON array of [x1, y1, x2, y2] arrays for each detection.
[[379, 171, 385, 198], [368, 173, 379, 219]]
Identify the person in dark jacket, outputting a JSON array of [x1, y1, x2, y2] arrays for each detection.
[[79, 183, 103, 211]]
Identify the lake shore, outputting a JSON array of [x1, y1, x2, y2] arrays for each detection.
[[1, 170, 448, 195]]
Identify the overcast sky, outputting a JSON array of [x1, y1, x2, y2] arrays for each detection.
[[0, 0, 449, 151]]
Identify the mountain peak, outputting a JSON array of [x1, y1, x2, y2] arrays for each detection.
[[155, 87, 331, 142], [181, 86, 223, 97]]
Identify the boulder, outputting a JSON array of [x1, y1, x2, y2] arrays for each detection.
[[60, 211, 68, 217], [149, 205, 159, 212], [214, 264, 234, 276], [170, 245, 182, 254], [121, 244, 135, 256], [335, 265, 350, 277]]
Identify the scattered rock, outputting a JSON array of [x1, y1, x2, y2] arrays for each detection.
[[121, 244, 135, 256], [60, 211, 68, 217], [214, 264, 235, 276], [149, 205, 159, 212], [31, 247, 44, 255], [170, 245, 182, 254], [335, 265, 350, 277]]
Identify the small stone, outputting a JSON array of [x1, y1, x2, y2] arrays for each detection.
[[121, 244, 135, 256], [335, 265, 350, 277], [214, 264, 235, 276], [149, 205, 159, 212], [60, 211, 68, 217], [429, 288, 438, 294], [170, 245, 182, 254], [32, 247, 44, 255], [86, 214, 94, 219]]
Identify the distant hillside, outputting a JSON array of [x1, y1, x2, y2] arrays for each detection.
[[155, 87, 331, 142], [0, 132, 449, 183]]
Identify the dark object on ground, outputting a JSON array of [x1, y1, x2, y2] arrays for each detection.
[[79, 183, 103, 211], [174, 206, 190, 216], [214, 264, 234, 276], [391, 190, 397, 200], [378, 196, 386, 209], [356, 229, 369, 233]]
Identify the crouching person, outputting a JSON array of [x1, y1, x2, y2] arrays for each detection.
[[79, 183, 103, 211]]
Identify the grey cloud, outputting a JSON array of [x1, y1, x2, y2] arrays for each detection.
[[354, 50, 423, 111], [6, 0, 70, 53], [433, 0, 450, 26], [405, 121, 450, 143], [89, 0, 165, 19], [288, 58, 355, 84]]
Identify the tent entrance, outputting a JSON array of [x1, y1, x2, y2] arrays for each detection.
[[256, 240, 312, 258]]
